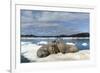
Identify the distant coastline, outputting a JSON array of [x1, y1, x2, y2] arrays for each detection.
[[21, 32, 89, 38]]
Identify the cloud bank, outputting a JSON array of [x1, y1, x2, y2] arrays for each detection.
[[21, 10, 89, 36]]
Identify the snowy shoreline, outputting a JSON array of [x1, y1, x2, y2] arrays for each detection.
[[21, 42, 90, 62]]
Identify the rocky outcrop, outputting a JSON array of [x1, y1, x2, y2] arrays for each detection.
[[37, 39, 79, 58], [21, 55, 30, 63]]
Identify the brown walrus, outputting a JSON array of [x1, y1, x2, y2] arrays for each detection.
[[37, 41, 60, 58], [37, 45, 50, 58], [37, 39, 79, 58], [47, 41, 60, 54], [56, 39, 67, 54], [65, 44, 79, 53], [56, 39, 79, 54]]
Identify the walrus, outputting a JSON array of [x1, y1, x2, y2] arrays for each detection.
[[56, 39, 79, 53], [37, 39, 79, 58], [56, 39, 67, 54], [37, 45, 50, 58], [47, 41, 60, 54], [65, 44, 79, 53], [37, 42, 60, 58]]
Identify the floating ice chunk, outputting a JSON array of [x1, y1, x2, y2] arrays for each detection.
[[21, 42, 31, 45], [82, 43, 88, 46], [21, 43, 90, 61], [21, 44, 41, 61], [37, 41, 47, 45], [66, 42, 75, 45]]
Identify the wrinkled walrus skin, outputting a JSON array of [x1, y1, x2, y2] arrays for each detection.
[[56, 39, 67, 54], [65, 45, 79, 53], [37, 45, 50, 58], [47, 42, 60, 54], [37, 39, 79, 58], [37, 43, 60, 58]]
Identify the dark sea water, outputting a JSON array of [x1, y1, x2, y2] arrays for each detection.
[[21, 37, 90, 50]]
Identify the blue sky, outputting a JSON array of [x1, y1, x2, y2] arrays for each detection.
[[21, 10, 89, 36]]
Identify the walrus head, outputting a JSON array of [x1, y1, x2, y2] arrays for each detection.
[[47, 41, 60, 54]]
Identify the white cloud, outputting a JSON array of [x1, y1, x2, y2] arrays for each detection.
[[37, 12, 88, 21], [21, 10, 89, 25]]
